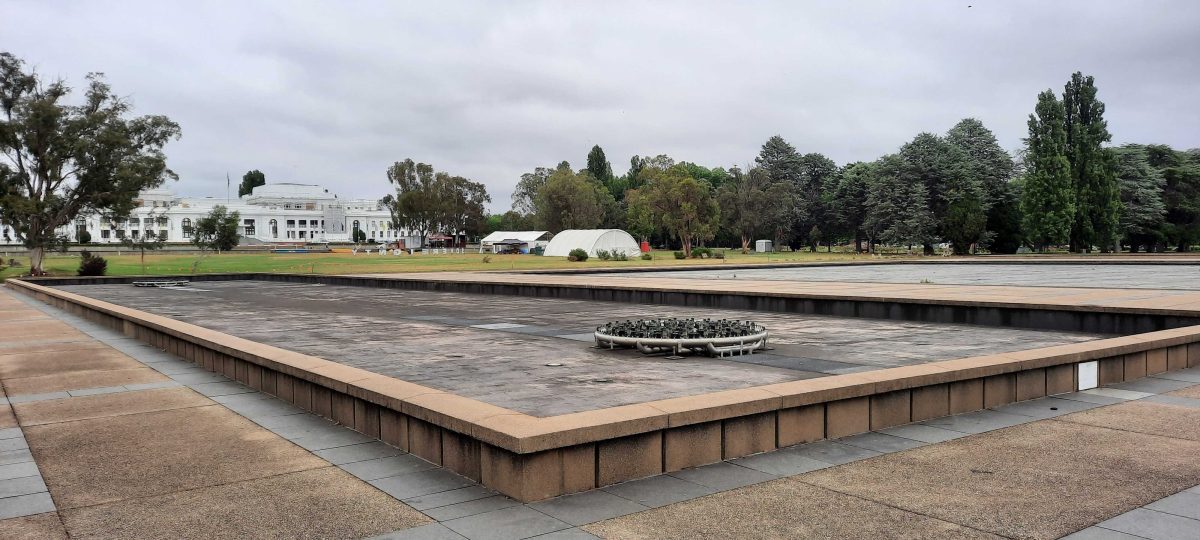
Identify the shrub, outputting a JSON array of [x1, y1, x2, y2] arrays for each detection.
[[568, 248, 589, 262], [77, 250, 108, 276], [691, 247, 712, 259], [595, 249, 612, 261], [641, 253, 653, 260], [77, 230, 92, 244], [673, 251, 686, 259], [614, 252, 628, 261]]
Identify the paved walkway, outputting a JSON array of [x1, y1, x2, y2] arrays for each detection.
[[3, 286, 1200, 539]]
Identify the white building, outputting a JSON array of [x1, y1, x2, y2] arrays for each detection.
[[1, 183, 425, 247]]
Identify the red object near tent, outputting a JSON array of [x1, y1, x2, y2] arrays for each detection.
[[640, 241, 650, 252]]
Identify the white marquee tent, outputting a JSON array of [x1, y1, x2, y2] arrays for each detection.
[[478, 231, 552, 253], [542, 229, 641, 257]]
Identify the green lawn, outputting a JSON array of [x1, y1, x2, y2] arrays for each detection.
[[0, 249, 887, 280]]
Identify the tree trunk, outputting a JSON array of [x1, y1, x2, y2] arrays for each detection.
[[922, 242, 934, 256], [30, 247, 45, 275], [740, 235, 750, 255], [681, 236, 692, 258], [854, 232, 863, 254]]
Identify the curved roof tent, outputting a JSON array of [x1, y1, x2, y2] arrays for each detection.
[[542, 229, 641, 257], [479, 231, 552, 244]]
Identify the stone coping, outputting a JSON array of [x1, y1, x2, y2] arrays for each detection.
[[513, 255, 1200, 275], [8, 276, 1200, 455]]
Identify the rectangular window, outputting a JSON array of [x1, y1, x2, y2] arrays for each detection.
[[131, 230, 140, 239], [245, 226, 256, 236], [287, 220, 296, 228], [101, 230, 111, 239], [298, 220, 307, 227], [116, 230, 126, 239], [158, 230, 168, 241], [299, 231, 307, 239]]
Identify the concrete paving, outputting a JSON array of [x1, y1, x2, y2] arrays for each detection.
[[614, 263, 1200, 290], [6, 286, 1200, 538], [55, 280, 1100, 416], [0, 289, 431, 538]]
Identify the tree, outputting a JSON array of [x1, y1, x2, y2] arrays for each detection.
[[796, 153, 839, 251], [585, 145, 614, 185], [436, 175, 490, 242], [512, 166, 553, 214], [1111, 145, 1167, 251], [533, 164, 613, 232], [1132, 144, 1200, 252], [0, 52, 181, 274], [238, 170, 266, 197], [191, 205, 240, 253], [946, 118, 1022, 253], [755, 136, 803, 185], [890, 133, 981, 254], [718, 166, 795, 253], [76, 229, 91, 244], [1021, 90, 1075, 251], [1063, 72, 1120, 252], [382, 159, 439, 247], [865, 155, 936, 252], [833, 162, 874, 252], [626, 165, 720, 257], [120, 225, 165, 274]]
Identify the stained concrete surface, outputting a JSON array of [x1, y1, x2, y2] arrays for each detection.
[[58, 467, 429, 539], [57, 280, 1101, 416], [2, 367, 168, 396], [584, 480, 1002, 540], [797, 408, 1200, 539], [13, 387, 211, 426], [0, 512, 66, 540], [612, 263, 1200, 290], [22, 402, 329, 508]]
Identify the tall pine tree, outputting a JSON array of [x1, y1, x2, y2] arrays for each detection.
[[1063, 72, 1120, 252], [1021, 90, 1075, 251]]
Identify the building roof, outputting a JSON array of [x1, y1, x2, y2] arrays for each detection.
[[542, 229, 640, 257], [480, 231, 551, 244], [246, 183, 338, 200]]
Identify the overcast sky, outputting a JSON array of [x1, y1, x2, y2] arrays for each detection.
[[5, 0, 1198, 210]]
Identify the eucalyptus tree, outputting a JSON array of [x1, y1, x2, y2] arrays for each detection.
[[0, 52, 181, 274]]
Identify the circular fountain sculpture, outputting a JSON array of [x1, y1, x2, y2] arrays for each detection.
[[594, 318, 768, 358]]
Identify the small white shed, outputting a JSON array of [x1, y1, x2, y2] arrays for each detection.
[[542, 229, 641, 257], [755, 239, 773, 253]]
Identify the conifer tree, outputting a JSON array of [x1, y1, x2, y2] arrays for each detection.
[[1021, 90, 1075, 251]]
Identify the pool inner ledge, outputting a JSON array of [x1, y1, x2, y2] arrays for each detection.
[[8, 278, 1200, 503]]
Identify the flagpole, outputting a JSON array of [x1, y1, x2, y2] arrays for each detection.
[[226, 172, 231, 202]]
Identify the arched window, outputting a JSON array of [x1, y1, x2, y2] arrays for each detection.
[[181, 218, 193, 238], [269, 219, 278, 238]]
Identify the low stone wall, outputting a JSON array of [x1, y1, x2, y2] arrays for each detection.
[[8, 277, 1200, 503], [20, 272, 1200, 333]]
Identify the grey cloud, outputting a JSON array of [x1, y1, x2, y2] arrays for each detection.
[[5, 0, 1197, 210]]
